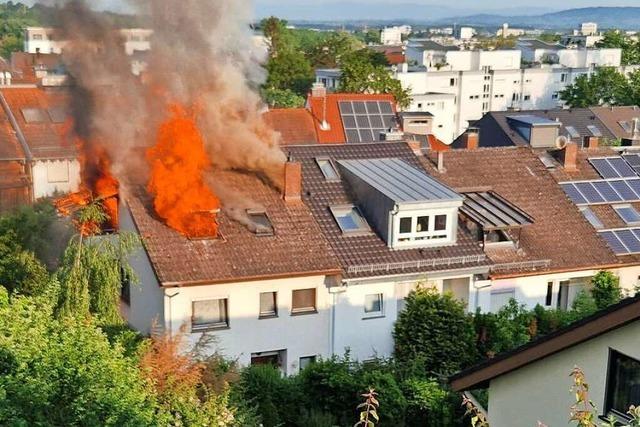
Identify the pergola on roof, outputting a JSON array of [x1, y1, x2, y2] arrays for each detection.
[[461, 191, 534, 231]]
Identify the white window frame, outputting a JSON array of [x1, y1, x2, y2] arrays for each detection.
[[363, 293, 384, 318], [392, 209, 455, 249], [191, 298, 229, 332]]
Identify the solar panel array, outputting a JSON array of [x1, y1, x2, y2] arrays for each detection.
[[623, 154, 640, 176], [561, 179, 640, 205], [338, 101, 396, 143], [600, 229, 640, 255], [589, 157, 637, 179]]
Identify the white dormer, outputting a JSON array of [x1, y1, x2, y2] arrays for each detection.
[[336, 158, 463, 249]]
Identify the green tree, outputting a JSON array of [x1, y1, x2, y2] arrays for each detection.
[[0, 231, 49, 296], [597, 30, 640, 65], [339, 52, 411, 109], [262, 87, 305, 108], [0, 291, 157, 426], [590, 271, 623, 310], [307, 31, 362, 68], [55, 201, 140, 325], [393, 287, 478, 376], [560, 68, 632, 108]]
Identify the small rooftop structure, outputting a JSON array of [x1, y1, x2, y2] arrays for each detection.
[[461, 191, 534, 231], [506, 115, 561, 127]]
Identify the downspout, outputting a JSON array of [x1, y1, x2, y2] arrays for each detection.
[[0, 91, 34, 202], [330, 291, 336, 356]]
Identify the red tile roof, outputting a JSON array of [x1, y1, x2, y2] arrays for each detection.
[[0, 96, 24, 161], [126, 169, 341, 286], [428, 134, 450, 152], [307, 93, 397, 144], [0, 161, 30, 212], [9, 52, 64, 84], [385, 52, 406, 65], [421, 147, 620, 277], [263, 108, 318, 145], [0, 87, 76, 160]]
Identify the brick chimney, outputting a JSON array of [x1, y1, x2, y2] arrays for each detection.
[[461, 128, 479, 149], [284, 160, 302, 202], [311, 82, 326, 98], [585, 136, 599, 150], [561, 142, 578, 171]]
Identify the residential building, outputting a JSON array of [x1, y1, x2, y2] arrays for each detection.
[[407, 44, 520, 71], [496, 24, 525, 38], [263, 108, 319, 145], [314, 68, 341, 92], [451, 109, 616, 149], [406, 40, 459, 69], [0, 86, 80, 201], [405, 92, 457, 143], [288, 141, 491, 360], [517, 39, 564, 63], [380, 26, 410, 46], [581, 22, 599, 37], [455, 26, 475, 41], [420, 144, 640, 311], [23, 27, 152, 56], [451, 296, 640, 427], [590, 106, 640, 144], [369, 45, 406, 66], [120, 164, 342, 375]]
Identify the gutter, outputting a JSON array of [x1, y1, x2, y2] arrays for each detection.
[[489, 262, 628, 280], [0, 91, 34, 202]]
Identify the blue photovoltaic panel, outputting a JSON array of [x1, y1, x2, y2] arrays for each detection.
[[590, 158, 618, 179], [623, 154, 640, 167], [593, 181, 622, 202], [627, 179, 640, 198], [575, 182, 605, 203], [610, 180, 638, 201], [600, 231, 628, 254], [617, 229, 640, 252], [339, 100, 396, 143], [561, 183, 588, 204], [615, 206, 640, 224], [608, 158, 637, 177], [633, 229, 640, 241]]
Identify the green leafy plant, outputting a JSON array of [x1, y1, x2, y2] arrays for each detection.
[[355, 389, 379, 427], [591, 271, 622, 310]]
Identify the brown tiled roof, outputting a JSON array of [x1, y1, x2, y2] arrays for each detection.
[[421, 147, 620, 277], [263, 108, 318, 145], [9, 52, 64, 84], [452, 109, 616, 149], [0, 161, 30, 212], [0, 97, 24, 161], [126, 169, 341, 286], [287, 142, 490, 279], [0, 87, 76, 160], [590, 106, 640, 140]]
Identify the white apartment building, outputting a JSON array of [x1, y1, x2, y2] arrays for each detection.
[[23, 27, 152, 56], [455, 26, 475, 41], [380, 26, 411, 46], [496, 24, 525, 38]]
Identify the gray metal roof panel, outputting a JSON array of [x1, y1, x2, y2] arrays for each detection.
[[337, 158, 462, 204], [506, 115, 561, 127], [461, 191, 534, 230]]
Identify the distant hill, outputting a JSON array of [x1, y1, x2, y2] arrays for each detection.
[[438, 7, 640, 30]]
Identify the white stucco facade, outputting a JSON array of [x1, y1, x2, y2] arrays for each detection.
[[487, 320, 640, 427], [24, 27, 152, 56], [31, 158, 81, 199]]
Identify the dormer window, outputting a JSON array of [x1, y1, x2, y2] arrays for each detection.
[[316, 158, 340, 181], [330, 205, 370, 234], [395, 213, 452, 246], [247, 209, 274, 236]]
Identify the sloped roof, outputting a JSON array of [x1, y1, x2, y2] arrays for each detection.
[[0, 87, 76, 160], [288, 142, 490, 279], [420, 147, 620, 276], [590, 106, 640, 140], [126, 169, 341, 286], [518, 38, 564, 50], [263, 108, 318, 145], [453, 109, 615, 149], [307, 93, 398, 144]]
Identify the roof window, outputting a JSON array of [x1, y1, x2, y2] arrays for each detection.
[[315, 158, 340, 181], [21, 108, 47, 123], [246, 209, 274, 236], [614, 205, 640, 225], [330, 205, 370, 234], [565, 126, 580, 138], [587, 125, 603, 137], [48, 107, 67, 124], [580, 206, 604, 229]]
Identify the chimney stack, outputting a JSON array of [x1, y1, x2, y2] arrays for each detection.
[[437, 151, 445, 173], [311, 82, 327, 98], [462, 128, 479, 150], [561, 142, 578, 172], [284, 160, 302, 203], [585, 136, 599, 150]]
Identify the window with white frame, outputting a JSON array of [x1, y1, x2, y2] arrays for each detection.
[[364, 293, 383, 316], [192, 299, 229, 331], [396, 213, 450, 246]]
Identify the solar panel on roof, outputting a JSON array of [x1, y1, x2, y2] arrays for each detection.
[[587, 125, 603, 137], [600, 231, 628, 254], [611, 180, 638, 200], [561, 183, 588, 205], [617, 229, 640, 252], [615, 205, 640, 224], [589, 157, 638, 179], [339, 100, 396, 143], [593, 181, 622, 202], [590, 158, 618, 179], [623, 154, 640, 167], [627, 179, 640, 198], [608, 158, 637, 177], [575, 182, 605, 204]]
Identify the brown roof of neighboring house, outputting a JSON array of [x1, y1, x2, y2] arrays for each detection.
[[287, 142, 491, 279], [0, 87, 76, 160], [9, 52, 64, 84], [0, 161, 30, 212], [452, 109, 615, 149], [263, 108, 318, 145], [450, 295, 640, 391], [590, 106, 640, 140], [0, 96, 24, 161], [125, 169, 341, 286], [420, 147, 620, 277]]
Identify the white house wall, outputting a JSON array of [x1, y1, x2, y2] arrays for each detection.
[[487, 321, 640, 427], [32, 159, 81, 199]]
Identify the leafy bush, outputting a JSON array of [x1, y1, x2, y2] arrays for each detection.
[[474, 299, 535, 358], [394, 287, 478, 376], [591, 271, 622, 310]]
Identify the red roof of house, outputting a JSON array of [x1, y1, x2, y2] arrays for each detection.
[[428, 134, 450, 152], [0, 87, 76, 160], [385, 52, 406, 65], [307, 93, 397, 144], [263, 108, 318, 145]]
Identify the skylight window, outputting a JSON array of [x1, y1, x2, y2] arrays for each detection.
[[315, 158, 340, 181], [587, 125, 603, 137], [330, 205, 370, 234], [614, 205, 640, 225], [48, 107, 67, 124], [565, 126, 580, 138], [619, 121, 633, 133], [580, 206, 604, 229], [21, 108, 47, 123], [246, 209, 274, 236]]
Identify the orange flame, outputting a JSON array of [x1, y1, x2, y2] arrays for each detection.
[[146, 103, 220, 238]]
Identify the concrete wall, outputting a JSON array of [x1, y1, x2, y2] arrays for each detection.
[[488, 321, 640, 427], [32, 159, 81, 199]]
